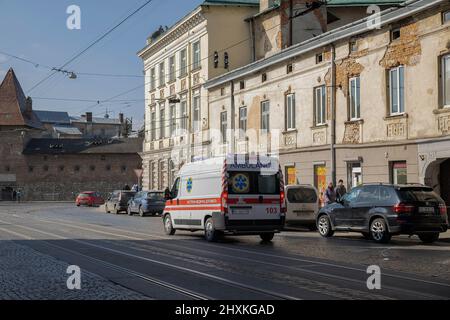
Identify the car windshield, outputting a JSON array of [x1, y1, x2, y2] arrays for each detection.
[[148, 192, 164, 200], [79, 193, 90, 198], [397, 188, 441, 203], [287, 187, 317, 203], [228, 171, 280, 195]]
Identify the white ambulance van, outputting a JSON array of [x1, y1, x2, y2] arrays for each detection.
[[162, 154, 286, 242]]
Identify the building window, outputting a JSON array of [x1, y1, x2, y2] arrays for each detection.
[[316, 53, 323, 64], [169, 160, 176, 186], [150, 110, 156, 141], [169, 55, 176, 82], [28, 166, 34, 173], [43, 165, 49, 172], [105, 165, 111, 171], [390, 161, 407, 184], [90, 165, 95, 171], [441, 54, 450, 107], [285, 166, 297, 185], [262, 73, 267, 82], [220, 111, 227, 143], [444, 11, 450, 23], [192, 90, 201, 132], [391, 27, 401, 40], [347, 162, 362, 190], [5, 165, 10, 172], [389, 66, 405, 115], [179, 94, 187, 131], [285, 93, 295, 130], [179, 48, 187, 77], [261, 101, 270, 132], [121, 165, 127, 172], [159, 61, 165, 87], [159, 105, 165, 139], [349, 76, 361, 120], [193, 40, 201, 69], [169, 104, 176, 136], [239, 106, 247, 139], [314, 85, 326, 125], [59, 165, 64, 172], [220, 87, 225, 96], [287, 64, 293, 74], [150, 68, 156, 91], [239, 81, 245, 90], [74, 165, 80, 172]]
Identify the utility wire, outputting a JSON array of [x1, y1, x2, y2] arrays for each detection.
[[27, 0, 156, 93]]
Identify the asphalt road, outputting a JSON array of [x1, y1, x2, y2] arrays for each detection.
[[0, 202, 449, 300]]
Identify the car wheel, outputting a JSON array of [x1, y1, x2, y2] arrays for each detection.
[[105, 204, 110, 213], [317, 215, 334, 238], [127, 206, 133, 216], [260, 233, 275, 242], [139, 206, 145, 217], [418, 233, 439, 244], [164, 214, 176, 235], [76, 204, 80, 207], [370, 218, 391, 243], [204, 217, 220, 242]]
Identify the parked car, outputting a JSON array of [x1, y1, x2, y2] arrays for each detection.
[[127, 191, 166, 217], [316, 184, 448, 244], [76, 191, 104, 207], [105, 190, 136, 214], [285, 185, 319, 230]]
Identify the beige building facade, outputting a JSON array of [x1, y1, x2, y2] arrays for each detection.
[[138, 0, 260, 191], [205, 0, 450, 204]]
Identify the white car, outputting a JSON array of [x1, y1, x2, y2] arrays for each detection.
[[162, 154, 286, 242], [285, 185, 320, 230]]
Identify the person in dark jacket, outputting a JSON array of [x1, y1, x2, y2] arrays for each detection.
[[324, 182, 336, 205], [336, 179, 347, 201]]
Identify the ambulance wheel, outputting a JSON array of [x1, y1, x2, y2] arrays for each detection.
[[164, 214, 176, 235], [260, 233, 274, 242], [204, 217, 220, 242]]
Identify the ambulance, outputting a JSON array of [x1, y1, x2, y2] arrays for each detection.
[[162, 154, 286, 242]]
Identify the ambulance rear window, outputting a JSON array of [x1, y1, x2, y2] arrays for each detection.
[[228, 171, 279, 195]]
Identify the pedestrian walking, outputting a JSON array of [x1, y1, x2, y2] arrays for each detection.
[[16, 189, 22, 203], [324, 182, 336, 205], [336, 179, 347, 201], [12, 190, 17, 201]]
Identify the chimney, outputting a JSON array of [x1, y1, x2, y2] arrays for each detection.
[[119, 113, 124, 124], [25, 97, 33, 113], [86, 112, 93, 123]]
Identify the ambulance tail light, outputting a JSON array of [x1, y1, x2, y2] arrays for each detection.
[[221, 191, 228, 215], [280, 189, 286, 215]]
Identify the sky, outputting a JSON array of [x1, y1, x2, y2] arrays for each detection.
[[0, 0, 204, 130]]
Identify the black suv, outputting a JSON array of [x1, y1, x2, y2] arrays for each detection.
[[316, 184, 448, 244], [105, 190, 136, 214]]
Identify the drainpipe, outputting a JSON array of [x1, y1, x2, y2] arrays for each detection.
[[249, 18, 256, 62], [330, 44, 337, 186], [289, 0, 293, 47], [230, 80, 235, 154], [187, 41, 193, 163]]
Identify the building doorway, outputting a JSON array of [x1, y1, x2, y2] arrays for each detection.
[[0, 186, 14, 201], [440, 159, 450, 206], [347, 162, 362, 190]]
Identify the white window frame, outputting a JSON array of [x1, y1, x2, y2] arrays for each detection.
[[349, 76, 361, 120], [261, 101, 270, 132], [169, 55, 176, 82], [179, 48, 187, 77], [192, 90, 201, 132], [150, 68, 155, 91], [314, 85, 326, 126], [179, 94, 187, 131], [389, 65, 405, 115], [159, 104, 165, 139], [220, 111, 227, 143], [193, 41, 201, 70], [169, 104, 176, 136], [285, 93, 296, 130], [159, 61, 165, 87], [239, 106, 247, 139], [150, 110, 156, 141], [442, 54, 450, 108]]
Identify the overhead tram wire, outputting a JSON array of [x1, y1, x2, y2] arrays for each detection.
[[26, 0, 157, 94]]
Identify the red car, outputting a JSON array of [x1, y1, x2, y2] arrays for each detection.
[[76, 191, 105, 207]]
